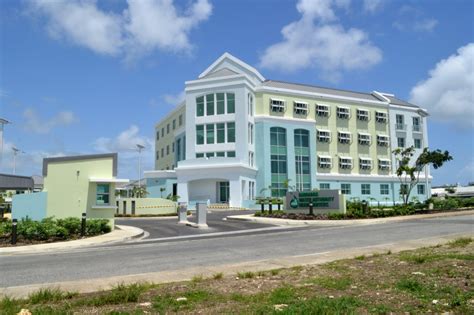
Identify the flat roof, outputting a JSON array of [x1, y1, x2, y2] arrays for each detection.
[[43, 153, 118, 177]]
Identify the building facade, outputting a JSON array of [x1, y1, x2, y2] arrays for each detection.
[[146, 53, 431, 208]]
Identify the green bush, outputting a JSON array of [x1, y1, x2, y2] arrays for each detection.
[[0, 217, 111, 241], [433, 198, 460, 210]]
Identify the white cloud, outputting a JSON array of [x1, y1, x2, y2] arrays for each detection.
[[93, 125, 153, 153], [409, 43, 474, 129], [393, 6, 438, 32], [260, 0, 382, 82], [23, 108, 78, 134], [363, 0, 383, 13], [162, 91, 185, 105], [27, 0, 212, 59]]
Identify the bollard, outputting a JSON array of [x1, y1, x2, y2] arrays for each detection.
[[11, 219, 17, 245], [178, 203, 188, 224], [81, 213, 86, 237], [260, 202, 265, 213], [309, 203, 314, 216], [277, 203, 281, 211], [269, 202, 273, 214], [196, 203, 208, 228]]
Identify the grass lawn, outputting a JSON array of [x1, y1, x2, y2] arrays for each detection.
[[1, 237, 473, 314]]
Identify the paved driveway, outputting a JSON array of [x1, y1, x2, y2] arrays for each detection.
[[115, 210, 274, 239]]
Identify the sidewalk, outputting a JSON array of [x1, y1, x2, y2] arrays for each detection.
[[1, 231, 472, 298], [226, 209, 474, 226], [0, 225, 144, 255]]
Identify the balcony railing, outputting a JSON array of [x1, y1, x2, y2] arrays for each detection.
[[396, 123, 406, 131], [413, 124, 422, 132]]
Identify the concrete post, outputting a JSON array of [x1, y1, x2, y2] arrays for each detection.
[[195, 202, 208, 228], [177, 203, 188, 224]]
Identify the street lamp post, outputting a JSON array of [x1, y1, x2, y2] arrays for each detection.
[[136, 144, 145, 190], [12, 146, 20, 175], [0, 118, 10, 170]]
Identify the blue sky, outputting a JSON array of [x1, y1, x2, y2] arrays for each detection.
[[0, 0, 472, 186]]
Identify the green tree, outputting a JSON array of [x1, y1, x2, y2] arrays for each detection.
[[393, 146, 452, 206], [131, 186, 149, 198]]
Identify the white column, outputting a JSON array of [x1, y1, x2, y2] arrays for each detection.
[[229, 178, 242, 208], [177, 182, 189, 203]]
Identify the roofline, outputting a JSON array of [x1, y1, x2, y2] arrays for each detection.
[[0, 118, 10, 124], [198, 52, 265, 82], [154, 102, 185, 128], [0, 173, 33, 180], [43, 153, 118, 177]]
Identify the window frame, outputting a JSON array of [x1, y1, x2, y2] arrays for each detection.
[[316, 104, 330, 117], [339, 157, 353, 169], [356, 109, 369, 121], [318, 156, 332, 168], [358, 133, 371, 146], [317, 130, 331, 143], [293, 101, 309, 116], [338, 131, 352, 144], [359, 158, 372, 170], [375, 111, 387, 123], [96, 183, 110, 206], [270, 99, 285, 113], [336, 106, 350, 119]]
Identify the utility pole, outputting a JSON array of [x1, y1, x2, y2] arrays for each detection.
[[12, 146, 19, 174], [136, 144, 145, 189], [0, 118, 10, 170]]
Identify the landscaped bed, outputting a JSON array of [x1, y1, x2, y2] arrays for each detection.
[[0, 217, 111, 247], [255, 197, 474, 220], [1, 238, 473, 314]]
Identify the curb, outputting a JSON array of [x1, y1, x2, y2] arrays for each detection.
[[226, 209, 474, 226], [1, 232, 472, 298], [0, 225, 145, 255]]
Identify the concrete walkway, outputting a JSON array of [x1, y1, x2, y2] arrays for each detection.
[[0, 225, 144, 255], [227, 209, 474, 226], [1, 231, 471, 298]]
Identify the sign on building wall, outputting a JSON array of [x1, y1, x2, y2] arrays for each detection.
[[285, 190, 346, 214]]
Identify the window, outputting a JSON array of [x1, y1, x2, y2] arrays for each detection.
[[378, 159, 390, 171], [318, 156, 332, 168], [196, 96, 204, 117], [375, 111, 387, 123], [295, 129, 311, 191], [400, 184, 409, 196], [397, 137, 405, 148], [413, 117, 421, 132], [156, 151, 159, 160], [380, 184, 389, 195], [206, 94, 214, 115], [338, 131, 351, 144], [339, 157, 352, 169], [227, 122, 235, 143], [357, 109, 369, 121], [294, 102, 308, 116], [358, 133, 371, 146], [96, 184, 110, 205], [156, 131, 160, 141], [248, 123, 254, 144], [227, 93, 235, 114], [396, 114, 405, 130], [172, 142, 175, 153], [227, 151, 236, 157], [249, 151, 254, 167], [361, 184, 371, 195], [316, 104, 329, 117], [317, 130, 331, 142], [216, 93, 225, 114], [216, 151, 225, 157], [320, 183, 330, 190], [249, 181, 255, 200], [167, 124, 170, 134], [166, 145, 169, 155], [206, 152, 214, 158], [196, 153, 204, 158], [177, 139, 181, 161], [161, 148, 164, 158], [359, 158, 372, 170], [172, 119, 176, 130], [417, 184, 425, 195], [248, 94, 254, 117], [414, 138, 422, 149], [341, 183, 351, 195], [161, 128, 164, 137], [336, 107, 350, 119], [206, 124, 215, 144], [216, 123, 225, 143], [270, 99, 285, 113], [377, 135, 389, 146], [179, 114, 183, 126], [270, 127, 287, 197], [196, 125, 204, 145]]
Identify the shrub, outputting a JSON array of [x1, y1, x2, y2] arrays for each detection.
[[57, 217, 81, 235], [86, 219, 111, 235]]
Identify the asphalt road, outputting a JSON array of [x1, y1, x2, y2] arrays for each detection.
[[2, 214, 473, 287], [116, 210, 273, 239]]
